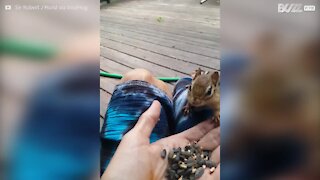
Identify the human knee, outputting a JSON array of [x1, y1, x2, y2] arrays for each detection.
[[121, 69, 154, 82]]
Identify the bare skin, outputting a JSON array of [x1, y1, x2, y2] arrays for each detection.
[[121, 68, 172, 99], [102, 101, 220, 180], [103, 69, 220, 179]]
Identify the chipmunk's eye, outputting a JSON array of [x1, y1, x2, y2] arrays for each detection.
[[206, 86, 212, 96], [188, 85, 192, 91]]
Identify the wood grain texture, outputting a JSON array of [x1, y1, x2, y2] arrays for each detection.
[[100, 0, 220, 118]]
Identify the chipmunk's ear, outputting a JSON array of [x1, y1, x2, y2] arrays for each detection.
[[192, 68, 203, 80], [211, 71, 219, 86]]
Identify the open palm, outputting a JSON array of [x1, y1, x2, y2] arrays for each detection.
[[102, 101, 220, 180]]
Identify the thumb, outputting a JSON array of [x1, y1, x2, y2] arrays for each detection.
[[133, 100, 161, 138]]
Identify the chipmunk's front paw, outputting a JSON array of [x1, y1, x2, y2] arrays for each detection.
[[212, 111, 220, 126], [183, 104, 191, 116]]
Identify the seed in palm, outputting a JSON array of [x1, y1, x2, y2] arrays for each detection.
[[161, 142, 216, 180]]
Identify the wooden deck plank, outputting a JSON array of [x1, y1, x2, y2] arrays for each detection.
[[100, 57, 133, 73], [101, 32, 220, 61], [100, 76, 120, 93], [100, 42, 217, 75], [104, 1, 219, 20], [101, 24, 218, 50], [100, 12, 219, 35], [100, 56, 175, 91], [101, 46, 185, 77], [101, 8, 218, 24], [100, 27, 219, 58], [100, 20, 218, 44], [100, 56, 177, 86], [100, 22, 218, 49], [100, 19, 219, 47], [100, 2, 219, 29], [100, 38, 219, 70], [100, 0, 220, 119]]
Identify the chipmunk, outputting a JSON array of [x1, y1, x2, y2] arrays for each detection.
[[184, 68, 220, 124]]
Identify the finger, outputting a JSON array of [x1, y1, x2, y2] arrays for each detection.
[[153, 120, 214, 149], [198, 127, 220, 150], [198, 146, 220, 180], [200, 164, 220, 180], [178, 120, 215, 142], [133, 100, 161, 138], [211, 146, 220, 165], [212, 163, 220, 179], [153, 136, 189, 151], [198, 163, 220, 180]]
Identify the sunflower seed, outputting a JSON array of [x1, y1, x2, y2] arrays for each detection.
[[165, 143, 213, 180], [205, 160, 214, 168], [171, 163, 179, 170], [181, 151, 192, 157], [184, 167, 193, 176], [174, 154, 180, 162], [209, 167, 215, 174], [203, 151, 209, 157], [194, 167, 204, 179], [172, 154, 177, 159], [197, 159, 205, 166], [161, 149, 167, 159], [190, 175, 195, 180], [192, 167, 197, 173], [179, 163, 187, 169], [177, 169, 185, 176], [168, 151, 174, 159], [174, 173, 180, 179]]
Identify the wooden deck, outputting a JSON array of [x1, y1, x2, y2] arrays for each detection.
[[100, 0, 220, 120]]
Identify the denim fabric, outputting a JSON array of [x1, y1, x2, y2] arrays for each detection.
[[100, 80, 174, 175], [100, 78, 214, 175]]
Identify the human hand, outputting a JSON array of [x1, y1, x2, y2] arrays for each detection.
[[198, 127, 220, 180], [102, 100, 219, 180]]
